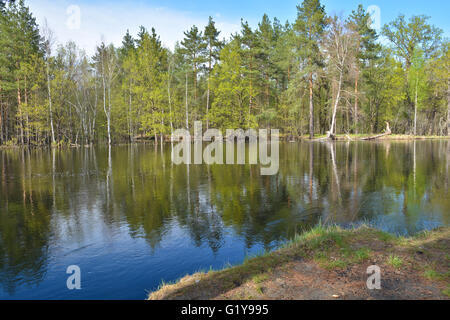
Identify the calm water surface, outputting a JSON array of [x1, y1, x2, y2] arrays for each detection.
[[0, 141, 449, 299]]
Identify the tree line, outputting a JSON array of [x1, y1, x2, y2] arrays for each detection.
[[0, 0, 449, 146]]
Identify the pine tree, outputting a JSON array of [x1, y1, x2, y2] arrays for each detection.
[[239, 20, 259, 124], [119, 29, 135, 59], [210, 39, 255, 130], [257, 14, 275, 112], [203, 16, 223, 129], [294, 0, 327, 139], [347, 4, 380, 134], [180, 26, 207, 105], [0, 0, 41, 145], [133, 27, 168, 142]]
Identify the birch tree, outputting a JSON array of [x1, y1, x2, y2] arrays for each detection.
[[326, 16, 354, 137], [94, 42, 118, 145]]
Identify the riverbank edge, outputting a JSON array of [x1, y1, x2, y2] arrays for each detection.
[[306, 134, 450, 141], [148, 225, 450, 300], [0, 134, 449, 149]]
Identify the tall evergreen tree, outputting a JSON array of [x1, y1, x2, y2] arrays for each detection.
[[294, 0, 327, 139], [347, 4, 380, 133], [210, 39, 254, 130], [180, 26, 207, 104], [203, 17, 223, 129], [239, 20, 261, 124]]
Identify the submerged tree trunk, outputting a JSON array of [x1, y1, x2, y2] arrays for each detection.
[[160, 106, 164, 148], [309, 73, 314, 139], [193, 56, 197, 101], [447, 78, 450, 136], [354, 73, 359, 134], [0, 95, 3, 144], [128, 79, 133, 143], [167, 62, 174, 136], [309, 143, 313, 200], [4, 104, 8, 142], [414, 78, 418, 136], [17, 81, 24, 146], [329, 72, 343, 137], [107, 89, 111, 145], [46, 60, 56, 145], [185, 72, 189, 130], [102, 73, 111, 146], [206, 47, 212, 130]]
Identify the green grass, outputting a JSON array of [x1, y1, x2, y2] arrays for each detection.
[[314, 251, 348, 270], [424, 269, 441, 280], [353, 248, 372, 262], [291, 223, 347, 250], [149, 225, 449, 300], [305, 224, 374, 269], [252, 273, 269, 284], [324, 259, 348, 270], [255, 285, 264, 295], [442, 287, 450, 298], [387, 255, 404, 268], [423, 268, 450, 281]]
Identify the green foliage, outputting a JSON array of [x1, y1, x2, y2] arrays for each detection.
[[0, 0, 448, 146], [294, 0, 327, 70], [382, 15, 443, 68], [209, 39, 256, 129]]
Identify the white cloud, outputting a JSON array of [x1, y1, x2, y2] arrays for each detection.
[[28, 0, 241, 55]]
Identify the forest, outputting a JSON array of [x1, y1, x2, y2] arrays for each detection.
[[0, 0, 449, 146]]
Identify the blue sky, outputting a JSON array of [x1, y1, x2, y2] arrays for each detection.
[[29, 0, 449, 55]]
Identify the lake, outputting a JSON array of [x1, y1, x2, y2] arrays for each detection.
[[0, 140, 449, 299]]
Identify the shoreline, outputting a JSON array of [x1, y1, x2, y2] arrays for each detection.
[[148, 225, 450, 300], [0, 135, 449, 149], [304, 134, 450, 142]]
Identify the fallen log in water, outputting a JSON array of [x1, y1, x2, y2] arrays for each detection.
[[310, 131, 337, 142], [360, 122, 392, 140], [310, 123, 392, 142]]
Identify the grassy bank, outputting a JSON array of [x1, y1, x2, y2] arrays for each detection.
[[148, 225, 450, 300], [294, 134, 450, 141], [0, 134, 449, 149]]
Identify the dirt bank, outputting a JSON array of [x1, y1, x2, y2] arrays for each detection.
[[148, 226, 450, 300]]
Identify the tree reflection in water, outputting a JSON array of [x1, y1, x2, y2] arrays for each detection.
[[0, 141, 448, 296]]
